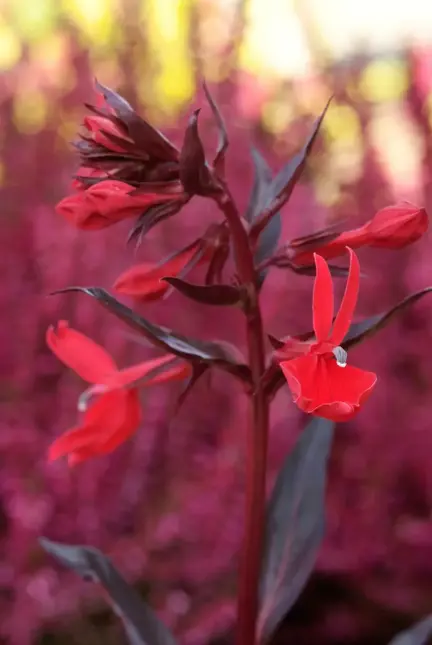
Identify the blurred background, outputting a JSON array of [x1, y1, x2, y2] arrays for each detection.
[[2, 0, 432, 643]]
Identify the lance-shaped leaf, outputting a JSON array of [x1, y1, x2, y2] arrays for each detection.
[[52, 287, 252, 384], [270, 258, 353, 278], [252, 99, 331, 239], [255, 212, 282, 289], [179, 109, 216, 196], [175, 363, 209, 412], [40, 538, 177, 645], [161, 277, 242, 306], [245, 147, 273, 223], [245, 147, 282, 287], [258, 417, 334, 643], [343, 287, 432, 350], [127, 198, 188, 246], [388, 616, 432, 645], [203, 81, 228, 177]]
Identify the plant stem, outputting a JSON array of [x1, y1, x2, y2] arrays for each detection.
[[215, 190, 269, 645]]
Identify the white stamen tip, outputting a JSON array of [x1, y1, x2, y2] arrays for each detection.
[[333, 346, 348, 368], [77, 391, 90, 412]]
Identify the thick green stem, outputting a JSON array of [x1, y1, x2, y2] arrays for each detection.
[[215, 190, 269, 645]]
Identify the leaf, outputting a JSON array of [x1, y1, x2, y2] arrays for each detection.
[[205, 238, 231, 285], [127, 199, 187, 246], [40, 538, 177, 645], [258, 417, 334, 642], [245, 147, 281, 287], [179, 109, 216, 196], [162, 277, 242, 306], [388, 616, 432, 645], [203, 81, 228, 177], [175, 363, 209, 412], [245, 147, 273, 223], [52, 287, 252, 384], [254, 213, 282, 288], [252, 99, 331, 239], [343, 287, 432, 350], [272, 259, 354, 278]]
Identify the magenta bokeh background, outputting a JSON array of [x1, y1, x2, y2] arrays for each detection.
[[2, 34, 432, 645]]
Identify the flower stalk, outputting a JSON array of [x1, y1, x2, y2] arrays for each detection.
[[215, 187, 269, 645]]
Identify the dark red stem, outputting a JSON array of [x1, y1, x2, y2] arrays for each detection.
[[215, 189, 269, 645]]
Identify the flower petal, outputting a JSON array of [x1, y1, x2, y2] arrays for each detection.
[[281, 354, 376, 422], [104, 354, 190, 389], [46, 321, 117, 383], [330, 248, 359, 345], [48, 389, 141, 465], [312, 254, 334, 342]]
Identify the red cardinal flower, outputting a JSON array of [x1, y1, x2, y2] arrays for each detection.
[[114, 238, 207, 300], [279, 249, 376, 421], [46, 321, 190, 465], [56, 179, 183, 230], [289, 203, 428, 265]]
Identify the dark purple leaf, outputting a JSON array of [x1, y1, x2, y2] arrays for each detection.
[[254, 212, 282, 288], [245, 148, 281, 287], [162, 277, 242, 306], [343, 287, 432, 350], [272, 259, 354, 278], [270, 99, 331, 201], [40, 538, 177, 645], [267, 334, 285, 350], [51, 287, 252, 384], [245, 147, 273, 223], [179, 109, 216, 196], [205, 235, 231, 285], [127, 199, 186, 246], [95, 80, 179, 162], [388, 616, 432, 645], [252, 99, 331, 239], [288, 222, 345, 250], [258, 417, 334, 642], [203, 81, 228, 177], [175, 363, 209, 412]]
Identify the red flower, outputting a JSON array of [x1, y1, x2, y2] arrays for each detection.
[[290, 203, 428, 265], [114, 238, 206, 300], [46, 321, 190, 465], [56, 179, 183, 230], [279, 249, 377, 421]]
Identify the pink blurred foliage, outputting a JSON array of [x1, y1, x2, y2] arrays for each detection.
[[2, 43, 432, 645]]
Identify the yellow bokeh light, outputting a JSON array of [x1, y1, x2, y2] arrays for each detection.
[[0, 20, 21, 70], [13, 91, 48, 135], [138, 0, 194, 116], [61, 0, 117, 48], [9, 0, 57, 43], [359, 59, 409, 103], [323, 103, 361, 144]]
